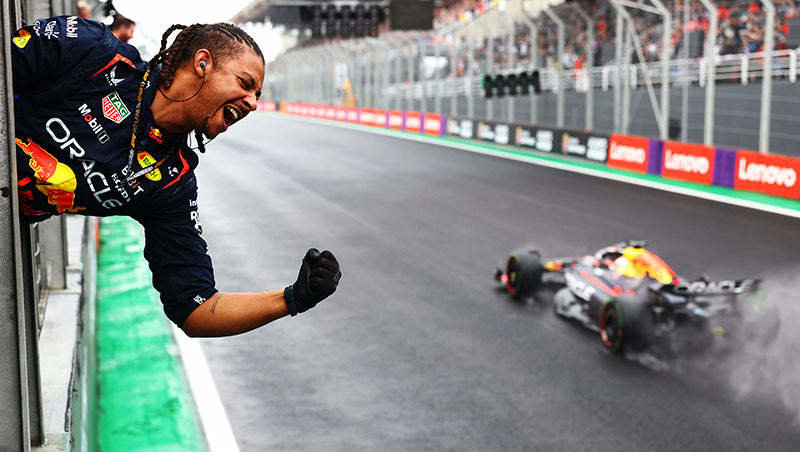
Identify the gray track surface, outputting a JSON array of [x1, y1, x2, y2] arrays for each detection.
[[195, 114, 800, 451]]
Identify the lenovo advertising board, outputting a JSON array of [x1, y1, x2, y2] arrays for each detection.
[[257, 101, 276, 112], [388, 111, 405, 130], [661, 141, 716, 185], [734, 150, 800, 199], [346, 108, 359, 123], [608, 134, 649, 173], [423, 113, 445, 136], [358, 108, 387, 128], [405, 111, 422, 133], [373, 109, 388, 128], [358, 108, 375, 126]]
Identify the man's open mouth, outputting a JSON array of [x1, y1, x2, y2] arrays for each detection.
[[222, 104, 242, 128]]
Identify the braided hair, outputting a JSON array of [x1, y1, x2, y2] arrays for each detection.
[[146, 23, 264, 153]]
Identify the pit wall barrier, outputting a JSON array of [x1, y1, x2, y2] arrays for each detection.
[[263, 100, 800, 201], [75, 216, 205, 452]]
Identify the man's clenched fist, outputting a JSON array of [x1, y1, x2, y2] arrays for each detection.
[[284, 248, 342, 316]]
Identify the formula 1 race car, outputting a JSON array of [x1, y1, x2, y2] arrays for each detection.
[[494, 241, 774, 355]]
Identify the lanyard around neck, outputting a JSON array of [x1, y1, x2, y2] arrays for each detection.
[[124, 66, 162, 183]]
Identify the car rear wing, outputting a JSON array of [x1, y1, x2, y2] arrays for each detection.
[[658, 279, 761, 296]]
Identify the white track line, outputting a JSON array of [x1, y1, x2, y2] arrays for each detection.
[[172, 326, 240, 452], [281, 114, 800, 220]]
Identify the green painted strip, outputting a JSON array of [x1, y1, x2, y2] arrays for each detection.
[[95, 216, 205, 452], [276, 113, 800, 215]]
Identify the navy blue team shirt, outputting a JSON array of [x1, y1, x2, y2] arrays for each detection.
[[12, 16, 217, 326]]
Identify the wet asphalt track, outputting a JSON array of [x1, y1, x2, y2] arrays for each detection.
[[195, 114, 800, 451]]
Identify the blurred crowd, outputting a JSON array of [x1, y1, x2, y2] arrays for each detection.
[[435, 0, 800, 69], [76, 0, 136, 43]]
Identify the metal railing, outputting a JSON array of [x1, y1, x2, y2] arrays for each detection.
[[380, 49, 800, 97], [268, 0, 799, 154]]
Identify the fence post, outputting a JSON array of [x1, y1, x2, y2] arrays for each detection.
[[505, 10, 514, 121], [648, 0, 671, 141], [450, 38, 458, 116], [467, 34, 475, 117], [571, 3, 594, 129], [697, 0, 718, 145], [518, 9, 538, 124], [759, 0, 775, 153], [543, 7, 564, 127]]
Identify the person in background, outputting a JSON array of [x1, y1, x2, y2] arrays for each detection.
[[76, 1, 91, 19], [110, 14, 135, 43]]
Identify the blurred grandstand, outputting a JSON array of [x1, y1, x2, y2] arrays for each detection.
[[242, 0, 800, 155], [435, 0, 800, 66]]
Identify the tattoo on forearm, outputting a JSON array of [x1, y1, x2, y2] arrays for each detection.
[[210, 294, 223, 315]]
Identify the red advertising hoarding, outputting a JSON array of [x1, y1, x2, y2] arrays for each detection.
[[661, 141, 715, 185], [256, 101, 276, 112], [734, 150, 800, 199], [423, 113, 443, 136], [608, 134, 650, 173], [346, 108, 359, 123], [372, 109, 387, 128], [405, 111, 422, 133], [358, 108, 387, 127], [388, 111, 404, 130], [335, 108, 347, 121]]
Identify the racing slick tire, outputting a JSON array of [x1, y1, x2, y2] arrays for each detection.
[[505, 250, 543, 299], [599, 295, 653, 353]]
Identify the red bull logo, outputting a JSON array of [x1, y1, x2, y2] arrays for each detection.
[[16, 138, 84, 213], [149, 127, 163, 144], [13, 29, 31, 49]]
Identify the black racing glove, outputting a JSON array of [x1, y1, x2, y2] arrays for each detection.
[[284, 248, 341, 316]]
